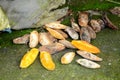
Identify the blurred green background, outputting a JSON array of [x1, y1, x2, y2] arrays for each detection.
[[0, 0, 120, 80]]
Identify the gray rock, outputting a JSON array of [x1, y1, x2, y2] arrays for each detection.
[[0, 0, 68, 30]]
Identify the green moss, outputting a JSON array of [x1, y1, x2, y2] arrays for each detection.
[[68, 0, 120, 11]]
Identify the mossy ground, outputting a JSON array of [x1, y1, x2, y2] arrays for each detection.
[[0, 0, 120, 80]]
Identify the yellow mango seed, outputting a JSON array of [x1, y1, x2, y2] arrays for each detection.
[[71, 40, 100, 53], [20, 48, 39, 68], [46, 27, 65, 40], [40, 51, 55, 70]]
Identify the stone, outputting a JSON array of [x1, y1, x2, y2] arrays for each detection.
[[0, 0, 68, 30]]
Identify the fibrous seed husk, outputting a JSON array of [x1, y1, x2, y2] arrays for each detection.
[[90, 19, 101, 33], [39, 42, 65, 54], [110, 7, 120, 16], [87, 26, 96, 39], [65, 27, 79, 40], [80, 27, 91, 43], [59, 39, 76, 49], [61, 52, 75, 64], [97, 19, 105, 29], [39, 32, 57, 45], [77, 50, 102, 61], [78, 12, 89, 27], [70, 17, 81, 32], [13, 34, 29, 44], [76, 59, 101, 69]]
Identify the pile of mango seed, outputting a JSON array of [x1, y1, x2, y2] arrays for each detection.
[[13, 11, 118, 69]]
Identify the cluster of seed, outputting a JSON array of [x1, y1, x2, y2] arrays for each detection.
[[13, 11, 118, 70]]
